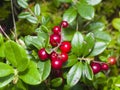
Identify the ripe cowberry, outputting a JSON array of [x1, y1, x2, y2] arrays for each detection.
[[52, 26, 61, 35], [38, 48, 48, 61], [59, 52, 68, 63], [50, 34, 61, 47], [108, 56, 116, 65], [50, 51, 58, 61], [60, 41, 71, 53], [61, 21, 68, 28], [51, 59, 63, 69], [101, 63, 109, 71], [90, 62, 101, 74]]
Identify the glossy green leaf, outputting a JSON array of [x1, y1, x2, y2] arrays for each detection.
[[63, 55, 78, 68], [37, 60, 51, 81], [82, 33, 95, 56], [112, 18, 120, 31], [20, 61, 41, 85], [58, 0, 72, 3], [67, 62, 82, 87], [85, 0, 102, 5], [27, 16, 38, 24], [71, 31, 84, 56], [18, 12, 31, 19], [88, 22, 105, 31], [51, 77, 63, 87], [0, 74, 14, 88], [77, 2, 94, 20], [83, 62, 93, 80], [89, 41, 107, 56], [93, 31, 111, 43], [34, 3, 40, 16], [4, 40, 29, 72], [17, 0, 28, 8], [0, 62, 14, 77], [63, 7, 77, 23]]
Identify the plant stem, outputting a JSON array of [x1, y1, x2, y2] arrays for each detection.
[[11, 0, 17, 41], [0, 26, 10, 40]]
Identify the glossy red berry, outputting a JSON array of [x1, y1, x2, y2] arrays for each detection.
[[108, 56, 116, 65], [90, 62, 101, 74], [51, 59, 63, 69], [38, 48, 48, 61], [61, 21, 69, 28], [50, 34, 61, 47], [59, 52, 68, 63], [101, 63, 109, 71], [52, 26, 61, 35], [50, 51, 58, 61], [60, 41, 71, 53]]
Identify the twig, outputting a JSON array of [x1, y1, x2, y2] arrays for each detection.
[[0, 26, 10, 40], [11, 0, 17, 41]]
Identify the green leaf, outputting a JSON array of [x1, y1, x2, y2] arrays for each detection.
[[63, 7, 77, 23], [71, 31, 84, 56], [84, 0, 102, 6], [4, 40, 29, 72], [83, 62, 93, 80], [0, 62, 14, 77], [67, 62, 82, 87], [37, 60, 51, 81], [63, 55, 78, 68], [77, 2, 94, 20], [0, 74, 14, 88], [0, 44, 5, 58], [20, 61, 41, 85], [89, 41, 107, 56], [51, 77, 63, 87], [112, 18, 120, 31], [0, 33, 3, 45], [88, 22, 105, 31], [18, 12, 31, 19], [34, 3, 40, 16], [17, 0, 28, 8], [93, 31, 111, 43], [27, 16, 38, 24], [82, 33, 95, 56], [58, 0, 72, 3]]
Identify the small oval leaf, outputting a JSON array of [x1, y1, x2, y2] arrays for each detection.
[[34, 3, 40, 16], [67, 62, 83, 87], [27, 16, 38, 24], [18, 12, 31, 19], [17, 0, 28, 8], [51, 77, 63, 87]]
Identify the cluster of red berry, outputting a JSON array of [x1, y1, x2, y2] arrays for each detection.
[[38, 21, 71, 70], [90, 56, 116, 74]]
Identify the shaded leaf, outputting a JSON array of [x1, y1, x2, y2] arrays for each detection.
[[51, 77, 63, 87], [37, 60, 51, 81], [112, 18, 120, 31]]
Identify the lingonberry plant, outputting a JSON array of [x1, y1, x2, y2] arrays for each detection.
[[0, 0, 120, 90]]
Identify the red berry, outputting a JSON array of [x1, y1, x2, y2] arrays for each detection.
[[101, 63, 109, 71], [60, 41, 71, 53], [51, 59, 63, 69], [108, 56, 116, 65], [38, 48, 48, 61], [90, 62, 101, 74], [52, 26, 61, 35], [50, 51, 58, 61], [61, 21, 69, 28], [51, 69, 63, 77], [50, 34, 61, 47], [59, 52, 68, 63]]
